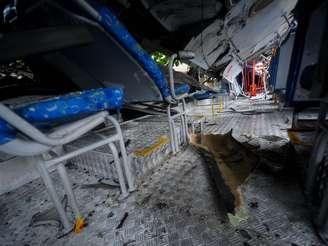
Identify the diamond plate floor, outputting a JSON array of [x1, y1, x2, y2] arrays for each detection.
[[203, 110, 292, 138], [0, 145, 323, 246], [65, 115, 179, 181], [0, 99, 324, 246], [189, 97, 292, 140]]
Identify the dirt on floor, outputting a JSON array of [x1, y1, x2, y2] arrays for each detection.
[[190, 130, 303, 224]]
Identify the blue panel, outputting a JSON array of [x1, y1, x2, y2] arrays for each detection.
[[0, 87, 123, 145], [94, 5, 171, 99], [175, 84, 190, 95]]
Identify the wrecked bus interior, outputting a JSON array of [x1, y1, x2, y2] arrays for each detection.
[[0, 0, 328, 245]]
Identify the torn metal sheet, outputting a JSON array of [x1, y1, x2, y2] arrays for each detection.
[[185, 19, 225, 69], [223, 59, 242, 83], [185, 0, 298, 70], [223, 59, 243, 96]]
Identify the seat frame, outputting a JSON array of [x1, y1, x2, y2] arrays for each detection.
[[0, 103, 135, 231]]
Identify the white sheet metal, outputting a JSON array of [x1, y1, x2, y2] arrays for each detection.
[[185, 0, 298, 70], [223, 59, 242, 83]]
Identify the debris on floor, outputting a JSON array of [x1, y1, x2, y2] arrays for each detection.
[[30, 195, 68, 229], [116, 212, 129, 229], [0, 101, 324, 246], [190, 125, 313, 232], [31, 206, 62, 228], [80, 179, 120, 190]]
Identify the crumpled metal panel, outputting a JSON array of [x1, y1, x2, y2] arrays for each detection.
[[185, 0, 298, 70]]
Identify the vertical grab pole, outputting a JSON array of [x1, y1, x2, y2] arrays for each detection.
[[167, 104, 176, 154]]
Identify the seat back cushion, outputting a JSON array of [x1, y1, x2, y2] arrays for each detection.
[[0, 87, 123, 145], [95, 5, 171, 100]]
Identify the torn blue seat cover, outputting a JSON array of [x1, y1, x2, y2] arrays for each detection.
[[94, 5, 173, 100], [0, 87, 123, 145]]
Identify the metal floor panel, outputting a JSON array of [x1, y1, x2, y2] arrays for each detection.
[[187, 97, 281, 117], [0, 99, 324, 246], [0, 146, 323, 246], [66, 115, 183, 181], [203, 110, 292, 138]]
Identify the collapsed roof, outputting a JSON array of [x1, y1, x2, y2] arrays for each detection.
[[185, 0, 298, 71]]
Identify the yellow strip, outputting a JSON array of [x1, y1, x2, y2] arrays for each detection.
[[134, 136, 169, 157]]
